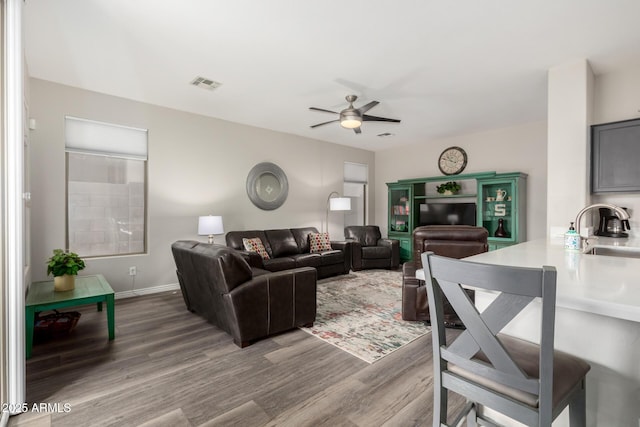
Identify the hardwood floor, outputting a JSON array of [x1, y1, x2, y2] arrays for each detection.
[[10, 290, 465, 427]]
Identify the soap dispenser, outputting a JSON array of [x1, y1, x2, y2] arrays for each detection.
[[564, 222, 581, 251]]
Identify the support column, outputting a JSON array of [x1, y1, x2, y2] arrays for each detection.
[[546, 59, 594, 235], [2, 0, 26, 414]]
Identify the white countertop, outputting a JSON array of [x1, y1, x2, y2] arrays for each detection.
[[417, 237, 640, 323]]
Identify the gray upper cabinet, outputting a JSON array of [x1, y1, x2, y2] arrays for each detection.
[[591, 118, 640, 193]]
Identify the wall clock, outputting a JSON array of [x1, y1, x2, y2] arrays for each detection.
[[438, 146, 467, 175]]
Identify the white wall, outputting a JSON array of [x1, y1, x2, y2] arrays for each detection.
[[375, 121, 548, 241], [545, 59, 640, 236], [591, 62, 640, 226], [28, 78, 375, 293]]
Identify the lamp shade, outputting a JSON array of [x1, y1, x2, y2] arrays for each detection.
[[329, 197, 351, 211], [198, 215, 224, 235]]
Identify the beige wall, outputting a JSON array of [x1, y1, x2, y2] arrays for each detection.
[[594, 61, 640, 124], [28, 61, 640, 297], [377, 61, 640, 243], [375, 121, 548, 241], [28, 78, 375, 293]]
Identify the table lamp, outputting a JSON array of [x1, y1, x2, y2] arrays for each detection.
[[198, 215, 224, 244]]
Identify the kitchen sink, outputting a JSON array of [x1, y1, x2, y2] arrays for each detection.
[[584, 246, 640, 258]]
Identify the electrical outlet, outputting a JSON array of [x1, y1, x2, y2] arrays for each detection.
[[129, 266, 137, 276]]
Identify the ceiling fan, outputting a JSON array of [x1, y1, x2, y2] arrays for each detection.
[[309, 95, 401, 134]]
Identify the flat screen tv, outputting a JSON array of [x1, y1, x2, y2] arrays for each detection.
[[419, 202, 476, 226]]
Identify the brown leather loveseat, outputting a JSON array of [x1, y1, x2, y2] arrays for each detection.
[[402, 225, 488, 325], [226, 227, 351, 279], [171, 241, 317, 347]]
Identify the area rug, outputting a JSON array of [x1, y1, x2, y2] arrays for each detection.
[[301, 269, 430, 363]]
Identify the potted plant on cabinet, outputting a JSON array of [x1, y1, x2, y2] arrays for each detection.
[[46, 249, 86, 292], [436, 181, 462, 196]]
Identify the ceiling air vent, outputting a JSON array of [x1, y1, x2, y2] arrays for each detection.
[[190, 76, 222, 91], [377, 132, 395, 137]]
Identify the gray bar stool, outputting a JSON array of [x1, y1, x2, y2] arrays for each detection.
[[422, 252, 590, 426]]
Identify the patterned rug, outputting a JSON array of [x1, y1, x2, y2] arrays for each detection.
[[301, 269, 430, 363]]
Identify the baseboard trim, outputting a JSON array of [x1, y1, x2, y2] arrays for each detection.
[[115, 283, 180, 300]]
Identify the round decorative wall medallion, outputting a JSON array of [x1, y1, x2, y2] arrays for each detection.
[[246, 162, 289, 210]]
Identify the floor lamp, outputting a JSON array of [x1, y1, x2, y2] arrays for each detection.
[[325, 191, 351, 233]]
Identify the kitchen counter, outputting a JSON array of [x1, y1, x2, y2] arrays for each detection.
[[417, 237, 640, 426], [468, 237, 640, 322]]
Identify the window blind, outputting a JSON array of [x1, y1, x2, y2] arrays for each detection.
[[344, 162, 368, 184], [65, 116, 148, 160]]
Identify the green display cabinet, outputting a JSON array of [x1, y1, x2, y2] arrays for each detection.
[[387, 182, 413, 262], [477, 172, 527, 250], [387, 171, 527, 258]]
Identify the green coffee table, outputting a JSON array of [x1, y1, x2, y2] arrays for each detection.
[[26, 274, 115, 359]]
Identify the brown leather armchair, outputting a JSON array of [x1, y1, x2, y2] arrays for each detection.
[[402, 225, 488, 325], [344, 225, 400, 271]]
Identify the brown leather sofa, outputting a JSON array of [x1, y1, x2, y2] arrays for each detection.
[[344, 225, 400, 271], [225, 227, 351, 279], [402, 225, 488, 325], [171, 241, 317, 347]]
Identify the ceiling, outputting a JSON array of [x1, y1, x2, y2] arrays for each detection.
[[23, 0, 640, 152]]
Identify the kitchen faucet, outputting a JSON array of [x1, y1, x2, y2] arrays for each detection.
[[574, 203, 630, 240]]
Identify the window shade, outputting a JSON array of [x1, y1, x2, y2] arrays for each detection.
[[344, 162, 368, 184], [65, 116, 148, 160]]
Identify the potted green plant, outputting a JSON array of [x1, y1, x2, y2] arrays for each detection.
[[436, 181, 462, 196], [46, 249, 86, 292]]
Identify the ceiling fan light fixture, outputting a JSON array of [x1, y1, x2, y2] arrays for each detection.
[[340, 111, 362, 129], [340, 118, 362, 129], [310, 95, 399, 132]]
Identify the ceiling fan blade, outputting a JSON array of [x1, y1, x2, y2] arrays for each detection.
[[310, 119, 340, 128], [309, 107, 339, 114], [353, 127, 362, 135], [357, 101, 379, 114], [362, 114, 401, 123]]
